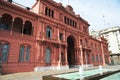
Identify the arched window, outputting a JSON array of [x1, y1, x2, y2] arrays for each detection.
[[0, 14, 12, 30], [13, 17, 23, 33], [0, 42, 9, 62], [24, 21, 32, 35], [45, 7, 54, 18], [46, 26, 52, 38], [45, 47, 51, 64]]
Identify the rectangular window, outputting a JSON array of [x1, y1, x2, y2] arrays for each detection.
[[19, 45, 25, 62], [2, 44, 9, 62], [96, 54, 99, 62], [52, 10, 54, 18], [46, 27, 52, 38], [59, 33, 63, 41], [26, 46, 30, 62], [92, 54, 94, 62], [75, 22, 77, 28], [48, 9, 51, 17], [64, 16, 66, 24], [45, 7, 48, 16], [48, 31, 51, 38], [46, 48, 51, 63], [80, 39, 82, 45]]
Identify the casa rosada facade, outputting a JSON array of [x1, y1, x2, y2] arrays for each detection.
[[0, 0, 110, 74]]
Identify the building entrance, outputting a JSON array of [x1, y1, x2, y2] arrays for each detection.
[[67, 36, 75, 68]]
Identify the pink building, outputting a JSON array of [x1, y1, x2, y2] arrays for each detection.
[[0, 0, 110, 74]]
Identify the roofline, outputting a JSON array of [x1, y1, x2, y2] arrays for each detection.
[[0, 0, 38, 17], [41, 0, 90, 26]]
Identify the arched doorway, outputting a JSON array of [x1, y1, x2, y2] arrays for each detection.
[[67, 36, 75, 68]]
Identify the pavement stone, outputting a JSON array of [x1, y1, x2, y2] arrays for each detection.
[[0, 65, 120, 80]]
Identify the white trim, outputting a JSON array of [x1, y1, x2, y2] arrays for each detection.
[[34, 66, 69, 72]]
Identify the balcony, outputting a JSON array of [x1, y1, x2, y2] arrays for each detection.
[[0, 29, 34, 40], [0, 13, 34, 40]]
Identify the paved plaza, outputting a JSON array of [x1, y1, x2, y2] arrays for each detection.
[[0, 65, 120, 80]]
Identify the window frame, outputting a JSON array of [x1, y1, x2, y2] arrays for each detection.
[[92, 54, 95, 62], [0, 42, 10, 62], [19, 45, 31, 62], [46, 26, 52, 38], [59, 33, 63, 41], [45, 47, 51, 64], [19, 45, 25, 62]]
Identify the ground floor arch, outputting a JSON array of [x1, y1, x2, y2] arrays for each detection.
[[67, 35, 76, 67]]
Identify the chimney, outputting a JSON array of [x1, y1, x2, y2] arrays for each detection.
[[26, 7, 30, 10]]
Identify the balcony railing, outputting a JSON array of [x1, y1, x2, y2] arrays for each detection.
[[0, 30, 34, 40]]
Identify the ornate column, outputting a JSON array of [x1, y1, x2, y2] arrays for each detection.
[[51, 45, 55, 65], [84, 50, 87, 64], [65, 45, 68, 66], [101, 43, 105, 66], [41, 43, 44, 64], [63, 30, 65, 42], [22, 22, 25, 37], [57, 27, 59, 41], [74, 48, 77, 65], [57, 44, 61, 69], [42, 23, 45, 40], [77, 49, 81, 65], [75, 49, 78, 65], [10, 18, 14, 35], [74, 47, 79, 65], [80, 45, 83, 67]]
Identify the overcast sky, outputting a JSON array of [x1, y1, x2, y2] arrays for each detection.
[[13, 0, 120, 31]]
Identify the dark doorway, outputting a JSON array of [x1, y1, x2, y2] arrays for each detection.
[[67, 36, 75, 68]]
